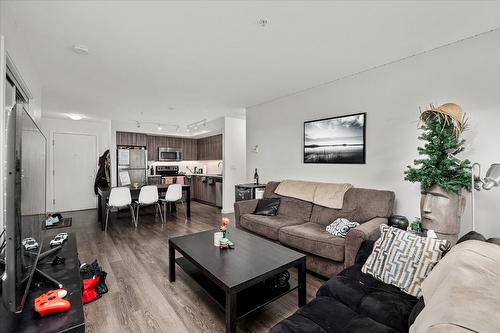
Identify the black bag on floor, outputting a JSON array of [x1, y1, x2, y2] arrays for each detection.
[[80, 260, 108, 303]]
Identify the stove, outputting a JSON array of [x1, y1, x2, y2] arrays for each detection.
[[155, 165, 179, 176], [154, 165, 185, 185]]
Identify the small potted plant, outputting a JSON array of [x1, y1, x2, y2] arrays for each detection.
[[219, 217, 230, 249]]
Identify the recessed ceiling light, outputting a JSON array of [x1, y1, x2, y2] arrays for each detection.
[[158, 124, 163, 131], [66, 113, 84, 121], [72, 44, 89, 55]]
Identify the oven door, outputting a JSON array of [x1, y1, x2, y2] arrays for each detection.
[[159, 148, 182, 161]]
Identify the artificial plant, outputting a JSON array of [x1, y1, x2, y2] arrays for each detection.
[[404, 108, 472, 194]]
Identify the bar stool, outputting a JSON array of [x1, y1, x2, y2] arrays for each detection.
[[160, 184, 187, 223], [134, 185, 163, 225], [105, 187, 135, 231]]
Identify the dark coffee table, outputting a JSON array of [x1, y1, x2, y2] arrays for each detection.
[[169, 226, 306, 333]]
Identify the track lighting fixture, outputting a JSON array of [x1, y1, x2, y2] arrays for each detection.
[[186, 119, 208, 133]]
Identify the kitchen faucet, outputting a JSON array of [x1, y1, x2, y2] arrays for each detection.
[[217, 161, 223, 175]]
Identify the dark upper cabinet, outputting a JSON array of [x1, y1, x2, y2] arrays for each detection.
[[147, 135, 198, 161], [146, 135, 156, 161], [155, 135, 167, 156], [182, 138, 198, 161], [116, 131, 147, 147], [168, 137, 182, 149], [117, 132, 221, 161], [212, 134, 223, 160], [197, 134, 222, 160], [197, 137, 207, 160]]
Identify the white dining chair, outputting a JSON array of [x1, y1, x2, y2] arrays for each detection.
[[134, 185, 163, 225], [105, 187, 135, 231], [160, 184, 187, 223]]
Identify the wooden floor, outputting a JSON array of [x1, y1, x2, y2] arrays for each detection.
[[62, 202, 324, 333]]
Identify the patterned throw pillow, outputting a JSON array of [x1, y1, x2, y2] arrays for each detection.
[[361, 224, 450, 297], [325, 218, 360, 238]]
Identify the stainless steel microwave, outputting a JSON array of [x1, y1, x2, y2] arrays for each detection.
[[159, 148, 183, 161]]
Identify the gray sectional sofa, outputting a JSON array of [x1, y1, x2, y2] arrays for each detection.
[[234, 181, 395, 277]]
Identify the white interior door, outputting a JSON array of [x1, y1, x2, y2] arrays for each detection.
[[53, 132, 97, 212]]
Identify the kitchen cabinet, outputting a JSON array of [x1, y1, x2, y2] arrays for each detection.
[[197, 134, 222, 160], [118, 132, 220, 161], [184, 138, 198, 161], [194, 176, 205, 202], [146, 135, 197, 161], [145, 135, 162, 161], [215, 181, 222, 207], [178, 138, 197, 160], [116, 132, 147, 147], [153, 136, 164, 152], [210, 134, 223, 160], [197, 137, 207, 161], [154, 135, 168, 158], [191, 175, 221, 207], [168, 137, 182, 151], [183, 176, 194, 200], [146, 135, 156, 161]]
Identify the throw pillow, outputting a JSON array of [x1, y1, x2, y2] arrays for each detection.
[[361, 224, 450, 297], [253, 198, 280, 216], [487, 238, 500, 246], [325, 218, 359, 238], [457, 231, 487, 244], [456, 231, 500, 246]]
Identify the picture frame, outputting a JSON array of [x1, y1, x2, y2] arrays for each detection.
[[304, 112, 366, 164]]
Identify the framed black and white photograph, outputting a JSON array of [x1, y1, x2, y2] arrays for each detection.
[[304, 113, 366, 164]]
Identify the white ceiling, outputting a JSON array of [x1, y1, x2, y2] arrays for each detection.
[[4, 1, 500, 125]]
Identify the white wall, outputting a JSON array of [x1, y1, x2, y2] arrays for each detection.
[[0, 36, 6, 233], [0, 5, 42, 122], [223, 117, 246, 213], [1, 2, 44, 231], [40, 117, 111, 210], [246, 29, 500, 238]]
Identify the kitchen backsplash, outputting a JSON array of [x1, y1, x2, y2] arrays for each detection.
[[149, 160, 223, 175]]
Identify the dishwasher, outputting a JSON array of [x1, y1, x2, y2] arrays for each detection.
[[215, 178, 223, 208]]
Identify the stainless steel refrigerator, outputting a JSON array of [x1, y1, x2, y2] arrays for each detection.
[[117, 147, 148, 186]]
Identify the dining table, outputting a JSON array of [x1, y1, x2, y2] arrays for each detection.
[[97, 184, 191, 231]]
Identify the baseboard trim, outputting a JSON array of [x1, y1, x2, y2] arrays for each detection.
[[192, 199, 222, 209]]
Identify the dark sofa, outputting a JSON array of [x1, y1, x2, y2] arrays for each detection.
[[270, 240, 418, 333], [234, 181, 395, 277]]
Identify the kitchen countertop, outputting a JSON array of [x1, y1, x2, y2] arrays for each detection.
[[148, 174, 223, 178], [186, 174, 223, 178], [236, 183, 266, 188]]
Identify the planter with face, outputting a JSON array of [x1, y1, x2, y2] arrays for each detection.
[[420, 185, 466, 245]]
